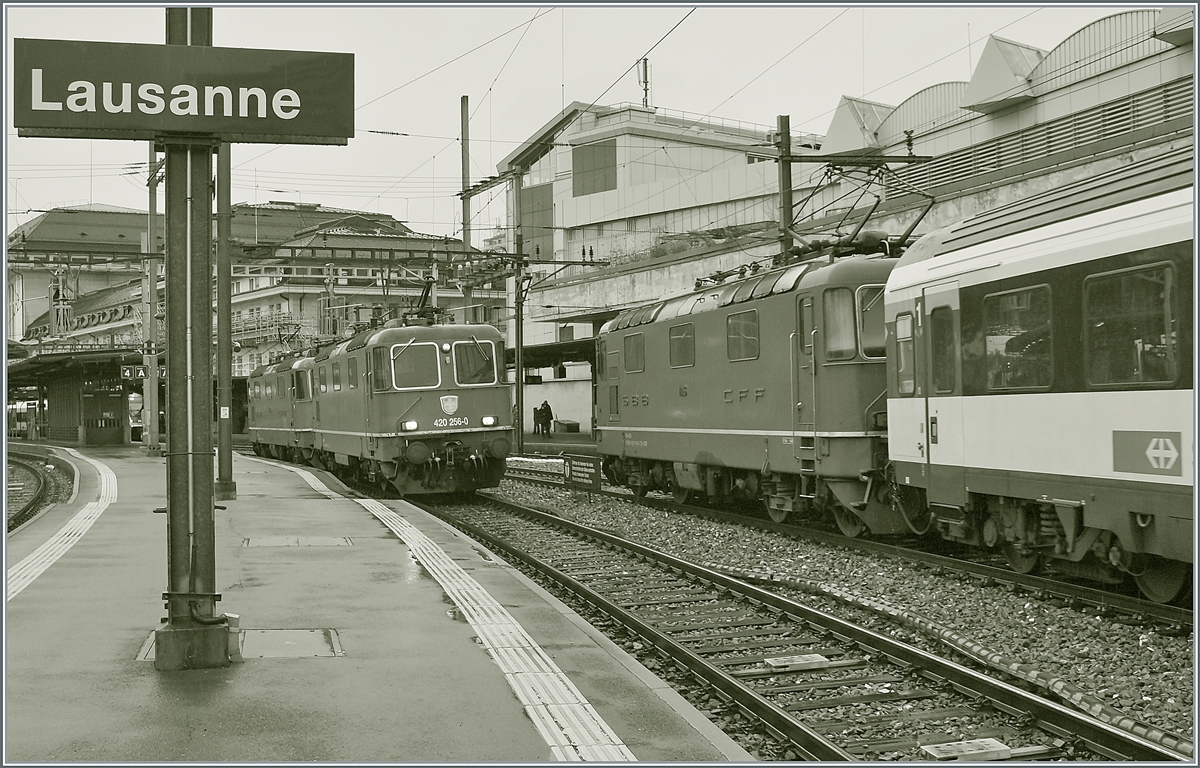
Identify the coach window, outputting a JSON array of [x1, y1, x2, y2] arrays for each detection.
[[392, 342, 440, 389], [318, 366, 328, 393], [332, 362, 342, 391], [453, 339, 497, 385], [895, 313, 915, 395], [824, 288, 856, 360], [727, 310, 759, 361], [348, 357, 359, 389], [930, 306, 956, 393], [983, 285, 1052, 390], [624, 333, 645, 373], [857, 285, 887, 359], [294, 370, 311, 401], [669, 323, 695, 367], [1084, 263, 1176, 386]]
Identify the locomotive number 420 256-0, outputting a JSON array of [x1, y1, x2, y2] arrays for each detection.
[[433, 417, 469, 427]]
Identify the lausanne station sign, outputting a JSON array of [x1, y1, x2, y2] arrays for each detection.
[[14, 38, 353, 144]]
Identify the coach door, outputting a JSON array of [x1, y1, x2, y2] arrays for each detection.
[[792, 295, 817, 468], [922, 282, 966, 506]]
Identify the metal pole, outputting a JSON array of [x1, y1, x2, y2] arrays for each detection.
[[215, 142, 236, 499], [144, 142, 161, 456], [155, 5, 226, 670], [513, 171, 524, 455], [460, 95, 471, 257], [778, 115, 794, 256]]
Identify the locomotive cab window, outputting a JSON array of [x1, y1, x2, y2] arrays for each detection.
[[824, 288, 856, 360], [857, 285, 887, 359], [453, 338, 497, 385], [624, 333, 645, 373], [391, 342, 440, 389], [983, 285, 1052, 390], [669, 323, 694, 368], [348, 357, 358, 389], [895, 313, 915, 396], [799, 298, 814, 352], [318, 366, 328, 393], [727, 310, 759, 361], [294, 370, 311, 401], [1084, 263, 1177, 386], [332, 362, 341, 391], [597, 340, 606, 380]]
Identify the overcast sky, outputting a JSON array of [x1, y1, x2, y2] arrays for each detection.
[[6, 3, 1139, 242]]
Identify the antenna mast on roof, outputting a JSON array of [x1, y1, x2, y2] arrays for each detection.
[[638, 58, 651, 109]]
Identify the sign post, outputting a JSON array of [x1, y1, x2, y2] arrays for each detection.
[[564, 454, 602, 501], [13, 9, 354, 671]]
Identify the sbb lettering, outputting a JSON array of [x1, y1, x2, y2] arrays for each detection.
[[723, 388, 766, 402]]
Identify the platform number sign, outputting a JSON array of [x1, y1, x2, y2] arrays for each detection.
[[121, 365, 168, 380]]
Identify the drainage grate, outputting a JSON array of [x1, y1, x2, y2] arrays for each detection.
[[136, 628, 343, 661], [242, 537, 353, 547]]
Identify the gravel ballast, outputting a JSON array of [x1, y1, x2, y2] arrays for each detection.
[[493, 462, 1195, 742]]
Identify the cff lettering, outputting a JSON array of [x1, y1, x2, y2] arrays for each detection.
[[29, 69, 301, 120]]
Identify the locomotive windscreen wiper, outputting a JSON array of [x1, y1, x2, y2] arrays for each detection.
[[468, 335, 491, 362], [391, 338, 416, 360]]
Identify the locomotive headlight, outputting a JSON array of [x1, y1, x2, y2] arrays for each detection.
[[441, 343, 451, 352], [401, 420, 419, 432], [481, 416, 497, 426]]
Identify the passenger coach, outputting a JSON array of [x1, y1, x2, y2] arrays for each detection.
[[884, 148, 1193, 603]]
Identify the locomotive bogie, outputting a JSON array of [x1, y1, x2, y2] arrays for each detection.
[[248, 322, 512, 496]]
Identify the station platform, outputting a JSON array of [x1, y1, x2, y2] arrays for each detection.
[[5, 443, 749, 762], [519, 432, 598, 458]]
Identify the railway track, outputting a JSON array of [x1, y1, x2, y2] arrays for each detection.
[[420, 494, 1191, 762], [7, 455, 47, 532], [503, 463, 1192, 628]]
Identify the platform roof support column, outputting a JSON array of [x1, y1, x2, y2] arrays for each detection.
[[215, 143, 236, 500], [155, 5, 227, 671]]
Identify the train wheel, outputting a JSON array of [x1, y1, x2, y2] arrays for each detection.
[[672, 488, 691, 505], [766, 505, 789, 524], [1133, 557, 1191, 604], [1001, 542, 1042, 575], [897, 487, 932, 536], [833, 507, 866, 538]]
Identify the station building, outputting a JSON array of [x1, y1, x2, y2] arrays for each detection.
[[7, 201, 502, 444]]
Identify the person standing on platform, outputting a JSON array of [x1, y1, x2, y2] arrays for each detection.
[[540, 400, 554, 437]]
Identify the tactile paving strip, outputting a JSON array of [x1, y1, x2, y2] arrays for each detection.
[[8, 448, 118, 601], [252, 456, 635, 761]]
